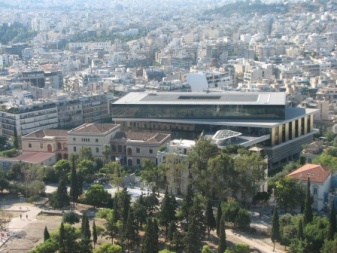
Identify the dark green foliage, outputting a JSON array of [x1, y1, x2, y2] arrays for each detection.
[[184, 197, 205, 253], [303, 216, 329, 252], [216, 201, 222, 236], [181, 182, 194, 225], [92, 221, 97, 247], [43, 226, 50, 242], [104, 216, 118, 244], [13, 126, 18, 149], [123, 210, 138, 251], [80, 213, 92, 253], [297, 219, 303, 240], [59, 222, 65, 253], [141, 218, 158, 253], [303, 177, 313, 225], [222, 202, 250, 229], [62, 212, 80, 224], [218, 217, 227, 253], [0, 22, 37, 44], [205, 199, 216, 238], [85, 184, 111, 208], [271, 207, 281, 251], [159, 190, 176, 237], [50, 177, 70, 209], [133, 195, 147, 231], [113, 188, 131, 224], [329, 203, 337, 240], [168, 221, 177, 242], [70, 165, 79, 202]]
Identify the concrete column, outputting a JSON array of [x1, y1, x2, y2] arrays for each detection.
[[271, 127, 276, 146], [292, 120, 296, 139], [298, 118, 302, 137], [304, 116, 308, 135], [278, 125, 283, 144], [285, 123, 289, 142]]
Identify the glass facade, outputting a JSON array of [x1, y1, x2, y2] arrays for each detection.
[[112, 104, 285, 120]]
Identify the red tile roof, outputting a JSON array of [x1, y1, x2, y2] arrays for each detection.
[[0, 152, 55, 164], [125, 131, 170, 143], [287, 164, 330, 184], [69, 123, 120, 134], [23, 129, 68, 139]]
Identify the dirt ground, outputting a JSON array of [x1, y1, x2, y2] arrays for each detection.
[[0, 198, 286, 253]]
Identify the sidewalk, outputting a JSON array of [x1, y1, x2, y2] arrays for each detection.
[[6, 205, 41, 232]]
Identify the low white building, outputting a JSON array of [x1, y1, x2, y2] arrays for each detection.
[[287, 164, 331, 211]]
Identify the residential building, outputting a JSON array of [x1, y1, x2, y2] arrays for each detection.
[[287, 163, 331, 211]]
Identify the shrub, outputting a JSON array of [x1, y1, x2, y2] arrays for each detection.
[[62, 212, 80, 224]]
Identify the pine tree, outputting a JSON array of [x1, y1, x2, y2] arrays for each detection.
[[218, 217, 227, 253], [205, 198, 216, 239], [303, 177, 313, 225], [104, 215, 117, 244], [328, 203, 337, 240], [92, 221, 97, 247], [216, 201, 222, 236], [159, 190, 176, 237], [70, 165, 79, 202], [59, 222, 65, 253], [141, 218, 159, 253], [297, 219, 303, 240], [123, 210, 138, 251], [168, 221, 177, 242], [113, 194, 120, 223], [51, 176, 70, 209], [271, 207, 281, 252], [44, 226, 50, 242], [184, 197, 205, 253]]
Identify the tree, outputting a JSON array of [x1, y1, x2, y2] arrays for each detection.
[[159, 190, 176, 237], [205, 199, 216, 239], [85, 184, 111, 208], [102, 144, 111, 164], [202, 245, 213, 253], [303, 177, 313, 225], [50, 176, 70, 209], [62, 211, 80, 224], [297, 218, 303, 240], [181, 182, 194, 225], [218, 217, 227, 253], [123, 210, 138, 251], [275, 177, 304, 213], [79, 146, 94, 161], [141, 218, 158, 253], [141, 159, 166, 195], [133, 195, 147, 232], [92, 221, 97, 247], [94, 243, 122, 253], [54, 159, 71, 179], [13, 125, 19, 149], [70, 165, 79, 202], [44, 226, 50, 242], [114, 188, 131, 224], [328, 203, 337, 240], [59, 222, 66, 253], [216, 201, 222, 236], [271, 207, 281, 251], [104, 216, 118, 244], [184, 197, 205, 253], [80, 213, 92, 253], [168, 221, 177, 242]]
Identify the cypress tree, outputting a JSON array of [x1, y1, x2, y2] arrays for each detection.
[[152, 218, 159, 253], [70, 165, 79, 202], [51, 176, 70, 209], [271, 207, 281, 252], [92, 220, 97, 247], [44, 226, 50, 242], [218, 217, 227, 253], [59, 222, 65, 253], [113, 194, 119, 223], [328, 203, 337, 240], [303, 177, 313, 225], [181, 182, 194, 225], [168, 221, 177, 242], [205, 198, 216, 239], [80, 213, 92, 253], [216, 201, 222, 236], [123, 210, 138, 251], [297, 219, 303, 240], [141, 219, 153, 253], [13, 125, 19, 149], [159, 190, 176, 237]]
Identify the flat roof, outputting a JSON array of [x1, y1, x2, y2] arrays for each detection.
[[113, 92, 286, 106]]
